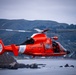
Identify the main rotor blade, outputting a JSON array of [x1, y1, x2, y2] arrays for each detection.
[[48, 29, 76, 33], [0, 29, 31, 32], [34, 28, 49, 33], [34, 28, 43, 33], [56, 29, 76, 32]]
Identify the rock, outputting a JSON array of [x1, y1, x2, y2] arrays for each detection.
[[64, 64, 69, 67], [30, 63, 38, 69], [38, 64, 46, 67], [59, 66, 63, 67], [0, 65, 9, 69], [25, 64, 30, 68], [18, 63, 27, 68], [0, 53, 42, 69], [70, 65, 74, 68], [0, 53, 18, 69], [8, 62, 18, 69], [8, 64, 18, 70]]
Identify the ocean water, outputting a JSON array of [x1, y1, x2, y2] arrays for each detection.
[[0, 59, 76, 75]]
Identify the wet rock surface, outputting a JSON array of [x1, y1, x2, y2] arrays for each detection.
[[0, 53, 44, 69], [0, 53, 18, 69], [64, 64, 69, 67], [17, 63, 39, 69], [0, 54, 75, 70], [17, 63, 46, 69], [59, 64, 74, 68], [0, 54, 46, 69], [0, 63, 45, 69], [0, 53, 17, 65]]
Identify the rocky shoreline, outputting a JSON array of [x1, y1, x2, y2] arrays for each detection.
[[0, 62, 41, 69], [0, 53, 44, 69], [0, 53, 75, 70]]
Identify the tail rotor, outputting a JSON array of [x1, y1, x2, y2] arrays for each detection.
[[0, 40, 4, 54]]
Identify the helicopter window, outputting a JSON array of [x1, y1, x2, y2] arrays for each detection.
[[52, 41, 60, 53], [45, 44, 51, 49], [20, 38, 34, 45]]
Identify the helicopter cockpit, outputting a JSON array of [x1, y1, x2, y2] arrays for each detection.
[[52, 41, 60, 53], [20, 38, 34, 45]]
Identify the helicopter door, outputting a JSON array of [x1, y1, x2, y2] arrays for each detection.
[[44, 43, 52, 53], [52, 41, 60, 53]]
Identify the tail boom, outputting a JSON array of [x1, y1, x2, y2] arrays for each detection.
[[0, 40, 27, 56], [0, 40, 19, 56]]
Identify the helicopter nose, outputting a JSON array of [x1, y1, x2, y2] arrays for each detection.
[[66, 50, 70, 54]]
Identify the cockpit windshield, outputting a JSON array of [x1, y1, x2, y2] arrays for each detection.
[[52, 41, 60, 53], [20, 38, 34, 45]]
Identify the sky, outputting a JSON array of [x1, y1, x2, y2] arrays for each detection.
[[0, 0, 76, 24]]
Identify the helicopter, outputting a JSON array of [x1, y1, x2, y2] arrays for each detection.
[[0, 28, 70, 57]]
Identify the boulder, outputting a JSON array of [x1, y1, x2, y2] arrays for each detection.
[[64, 64, 69, 67], [0, 53, 18, 69], [30, 63, 38, 69]]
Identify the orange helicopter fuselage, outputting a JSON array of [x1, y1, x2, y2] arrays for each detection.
[[0, 33, 67, 56]]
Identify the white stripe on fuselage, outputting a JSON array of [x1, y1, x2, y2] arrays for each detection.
[[19, 45, 26, 53], [0, 43, 3, 53]]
